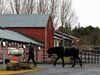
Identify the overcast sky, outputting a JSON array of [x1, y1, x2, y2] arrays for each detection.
[[72, 0, 100, 28]]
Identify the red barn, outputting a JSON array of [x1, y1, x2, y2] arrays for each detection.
[[0, 14, 54, 61], [0, 28, 44, 62]]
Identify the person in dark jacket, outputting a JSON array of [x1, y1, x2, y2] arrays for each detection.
[[27, 43, 36, 67]]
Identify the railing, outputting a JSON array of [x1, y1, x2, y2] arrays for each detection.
[[39, 46, 100, 64], [79, 45, 100, 63]]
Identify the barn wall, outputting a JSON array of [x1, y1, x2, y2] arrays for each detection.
[[43, 17, 54, 60], [47, 17, 54, 49], [6, 27, 45, 43]]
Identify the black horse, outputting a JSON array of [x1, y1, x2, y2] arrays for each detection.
[[47, 46, 82, 67]]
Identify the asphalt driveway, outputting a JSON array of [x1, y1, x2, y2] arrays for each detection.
[[13, 64, 100, 75]]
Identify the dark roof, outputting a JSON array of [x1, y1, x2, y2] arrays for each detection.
[[0, 29, 44, 46], [55, 31, 80, 40], [54, 32, 71, 40], [0, 14, 50, 28]]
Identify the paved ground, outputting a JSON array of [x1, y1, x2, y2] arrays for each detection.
[[13, 63, 100, 75]]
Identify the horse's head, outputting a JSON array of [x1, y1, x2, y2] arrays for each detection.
[[47, 48, 53, 58]]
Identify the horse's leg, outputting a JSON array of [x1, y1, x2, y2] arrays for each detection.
[[77, 56, 82, 67], [61, 56, 65, 67], [54, 56, 60, 66], [72, 57, 76, 67]]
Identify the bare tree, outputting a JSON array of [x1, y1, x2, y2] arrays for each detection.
[[60, 0, 78, 46], [9, 0, 20, 14], [60, 0, 72, 45], [61, 0, 78, 30], [49, 0, 57, 20], [37, 0, 49, 14], [9, 0, 36, 14], [49, 0, 59, 29], [0, 0, 5, 14], [21, 0, 36, 14], [61, 0, 72, 28]]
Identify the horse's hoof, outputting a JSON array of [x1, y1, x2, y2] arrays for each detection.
[[62, 65, 65, 67], [62, 66, 64, 67], [71, 66, 75, 68], [80, 66, 82, 67], [54, 65, 56, 67]]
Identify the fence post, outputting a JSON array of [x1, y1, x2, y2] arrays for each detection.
[[87, 52, 90, 63], [94, 53, 96, 63], [3, 52, 5, 70], [91, 52, 93, 63], [85, 52, 87, 63]]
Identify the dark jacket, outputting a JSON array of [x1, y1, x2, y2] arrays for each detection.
[[29, 45, 34, 55]]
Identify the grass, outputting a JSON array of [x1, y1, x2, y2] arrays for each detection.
[[0, 67, 41, 75]]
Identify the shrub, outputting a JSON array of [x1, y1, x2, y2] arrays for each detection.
[[6, 62, 33, 71]]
